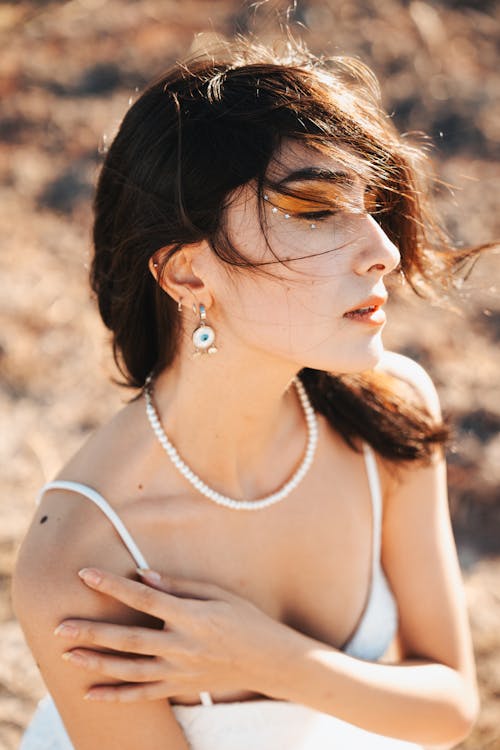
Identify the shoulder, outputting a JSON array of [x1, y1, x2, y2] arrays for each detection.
[[56, 393, 148, 494], [12, 490, 178, 750], [11, 396, 153, 649], [374, 349, 442, 421], [368, 350, 443, 497], [12, 388, 159, 624], [11, 486, 187, 747], [11, 484, 153, 645]]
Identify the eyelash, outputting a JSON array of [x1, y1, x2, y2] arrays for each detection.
[[297, 210, 336, 221]]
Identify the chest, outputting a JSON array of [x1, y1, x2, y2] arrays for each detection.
[[121, 437, 380, 703]]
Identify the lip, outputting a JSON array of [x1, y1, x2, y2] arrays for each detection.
[[343, 294, 388, 316]]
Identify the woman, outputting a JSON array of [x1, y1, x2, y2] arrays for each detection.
[[13, 40, 481, 749]]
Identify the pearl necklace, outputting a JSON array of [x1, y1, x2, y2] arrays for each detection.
[[144, 376, 319, 510]]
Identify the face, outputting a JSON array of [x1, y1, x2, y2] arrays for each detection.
[[211, 141, 401, 374]]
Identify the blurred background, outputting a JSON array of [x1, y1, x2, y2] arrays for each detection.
[[1, 0, 499, 747]]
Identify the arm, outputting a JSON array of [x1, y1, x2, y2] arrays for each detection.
[[11, 489, 190, 750], [257, 354, 479, 746], [51, 442, 475, 747]]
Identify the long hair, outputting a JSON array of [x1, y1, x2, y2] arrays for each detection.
[[90, 40, 489, 466]]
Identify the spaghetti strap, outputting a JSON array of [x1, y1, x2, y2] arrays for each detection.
[[36, 480, 214, 707], [361, 442, 383, 569], [37, 480, 150, 570], [340, 441, 398, 659]]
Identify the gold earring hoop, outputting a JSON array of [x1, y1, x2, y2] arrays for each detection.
[[192, 303, 217, 356]]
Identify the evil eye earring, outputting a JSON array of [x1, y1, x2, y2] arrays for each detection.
[[264, 194, 317, 230], [192, 303, 217, 356]]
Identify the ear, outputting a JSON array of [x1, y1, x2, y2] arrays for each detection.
[[148, 243, 213, 310]]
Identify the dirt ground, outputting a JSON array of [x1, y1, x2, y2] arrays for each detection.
[[1, 1, 499, 748]]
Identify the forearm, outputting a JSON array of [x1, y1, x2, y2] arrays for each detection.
[[258, 628, 478, 746]]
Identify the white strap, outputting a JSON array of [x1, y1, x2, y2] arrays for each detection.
[[362, 443, 382, 568], [37, 480, 214, 707], [37, 480, 150, 570]]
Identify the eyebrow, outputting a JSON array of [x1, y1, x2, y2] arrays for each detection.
[[276, 167, 355, 187]]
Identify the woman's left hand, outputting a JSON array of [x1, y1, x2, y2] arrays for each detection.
[[54, 567, 291, 702]]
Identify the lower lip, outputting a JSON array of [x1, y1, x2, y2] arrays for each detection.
[[343, 308, 386, 325]]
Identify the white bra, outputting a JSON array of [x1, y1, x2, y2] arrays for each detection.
[[36, 441, 398, 708]]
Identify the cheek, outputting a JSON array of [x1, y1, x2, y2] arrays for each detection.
[[222, 275, 348, 356], [223, 276, 291, 332], [264, 224, 358, 280]]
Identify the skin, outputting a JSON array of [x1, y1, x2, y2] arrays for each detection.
[[12, 142, 478, 749]]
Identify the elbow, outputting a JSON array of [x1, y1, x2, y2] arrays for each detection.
[[420, 678, 480, 747], [430, 688, 480, 747], [451, 689, 480, 745]]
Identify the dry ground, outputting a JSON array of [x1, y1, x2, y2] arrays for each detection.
[[1, 1, 499, 748]]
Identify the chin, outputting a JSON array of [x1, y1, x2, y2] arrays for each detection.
[[302, 336, 386, 375]]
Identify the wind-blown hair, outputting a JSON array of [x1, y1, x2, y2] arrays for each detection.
[[90, 40, 487, 466]]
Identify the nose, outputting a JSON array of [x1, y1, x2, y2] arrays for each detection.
[[354, 215, 401, 276]]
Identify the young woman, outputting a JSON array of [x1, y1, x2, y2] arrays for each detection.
[[13, 41, 481, 750]]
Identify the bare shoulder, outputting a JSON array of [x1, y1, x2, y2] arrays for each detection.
[[12, 486, 141, 678], [12, 389, 155, 625], [374, 349, 442, 420], [11, 397, 189, 748], [12, 491, 188, 749], [11, 396, 147, 621], [55, 392, 149, 494]]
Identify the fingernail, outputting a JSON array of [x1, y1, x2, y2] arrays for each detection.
[[54, 623, 79, 637], [62, 651, 86, 664], [84, 691, 113, 702], [78, 568, 102, 586], [136, 568, 161, 583]]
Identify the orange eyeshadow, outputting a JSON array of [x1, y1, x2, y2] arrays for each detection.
[[264, 180, 366, 214]]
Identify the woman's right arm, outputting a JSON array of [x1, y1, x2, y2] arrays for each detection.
[[11, 489, 190, 750]]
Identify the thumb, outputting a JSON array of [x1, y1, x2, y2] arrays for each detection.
[[136, 568, 236, 602]]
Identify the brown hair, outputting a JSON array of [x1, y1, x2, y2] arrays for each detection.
[[90, 40, 488, 467]]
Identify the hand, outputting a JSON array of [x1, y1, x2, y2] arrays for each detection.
[[54, 567, 291, 702]]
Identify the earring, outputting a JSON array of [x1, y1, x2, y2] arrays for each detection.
[[177, 298, 183, 312], [192, 303, 217, 356]]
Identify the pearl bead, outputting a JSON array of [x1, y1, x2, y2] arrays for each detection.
[[144, 376, 318, 511]]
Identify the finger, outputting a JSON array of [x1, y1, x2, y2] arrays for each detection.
[[137, 568, 237, 603], [62, 649, 166, 682], [54, 620, 170, 655], [77, 568, 186, 621], [84, 681, 173, 703]]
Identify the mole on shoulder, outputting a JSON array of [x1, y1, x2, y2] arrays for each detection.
[[138, 484, 143, 490], [40, 515, 48, 524]]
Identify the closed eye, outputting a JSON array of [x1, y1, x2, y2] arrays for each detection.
[[298, 210, 337, 221]]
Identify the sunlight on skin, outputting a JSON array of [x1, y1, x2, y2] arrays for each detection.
[[216, 144, 400, 373]]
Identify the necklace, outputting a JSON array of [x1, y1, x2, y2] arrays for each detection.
[[144, 375, 319, 510]]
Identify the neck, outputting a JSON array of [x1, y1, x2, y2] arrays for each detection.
[[149, 352, 308, 502]]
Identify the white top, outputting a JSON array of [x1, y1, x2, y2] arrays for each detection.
[[20, 442, 418, 749]]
